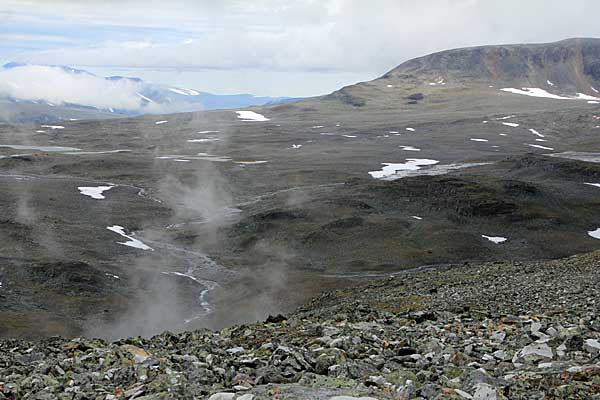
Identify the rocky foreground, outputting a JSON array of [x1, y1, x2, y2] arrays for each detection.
[[2, 252, 600, 399]]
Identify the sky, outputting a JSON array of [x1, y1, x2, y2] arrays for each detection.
[[1, 0, 600, 97]]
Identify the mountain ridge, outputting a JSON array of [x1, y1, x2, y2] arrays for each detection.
[[382, 37, 600, 92]]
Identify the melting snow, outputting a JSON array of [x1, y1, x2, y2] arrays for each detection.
[[499, 133, 508, 136], [174, 159, 191, 162], [535, 139, 548, 142], [198, 130, 219, 134], [589, 101, 600, 104], [399, 145, 421, 151], [155, 120, 168, 125], [411, 216, 423, 220], [369, 159, 439, 179], [502, 88, 600, 102], [547, 80, 554, 86], [187, 138, 220, 143], [389, 131, 399, 134], [107, 225, 153, 250], [588, 228, 600, 240], [311, 125, 325, 129], [482, 235, 507, 244], [78, 185, 114, 200], [40, 125, 64, 130], [470, 138, 488, 142], [576, 93, 600, 101], [386, 84, 393, 88], [527, 144, 554, 150], [235, 160, 268, 165], [502, 122, 520, 127], [291, 144, 303, 149], [105, 273, 120, 279], [495, 115, 516, 120], [500, 88, 572, 100], [342, 135, 357, 138], [406, 127, 415, 132], [584, 183, 600, 188], [528, 128, 545, 137], [35, 130, 46, 133], [236, 111, 269, 122]]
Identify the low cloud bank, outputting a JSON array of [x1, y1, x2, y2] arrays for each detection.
[[0, 64, 147, 110]]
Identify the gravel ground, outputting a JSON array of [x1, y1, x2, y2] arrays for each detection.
[[2, 251, 600, 399]]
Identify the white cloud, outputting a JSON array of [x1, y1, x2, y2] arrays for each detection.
[[9, 0, 600, 75], [2, 0, 600, 96], [0, 65, 145, 110]]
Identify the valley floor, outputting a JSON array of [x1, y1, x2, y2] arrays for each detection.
[[1, 250, 599, 399]]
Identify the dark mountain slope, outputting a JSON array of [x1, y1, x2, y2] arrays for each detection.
[[383, 37, 600, 92]]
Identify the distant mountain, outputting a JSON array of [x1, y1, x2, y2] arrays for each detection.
[[322, 38, 600, 108], [0, 62, 299, 123], [382, 37, 600, 92]]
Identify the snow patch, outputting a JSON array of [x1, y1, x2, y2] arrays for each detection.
[[528, 128, 545, 138], [40, 125, 64, 130], [584, 183, 600, 188], [236, 111, 270, 122], [107, 225, 153, 250], [588, 228, 600, 240], [399, 145, 421, 151], [187, 138, 220, 143], [369, 159, 439, 179], [235, 160, 268, 165], [576, 93, 600, 101], [405, 127, 415, 132], [155, 120, 168, 125], [527, 144, 554, 150], [502, 122, 520, 127], [78, 185, 114, 200], [482, 235, 507, 244], [470, 138, 488, 142], [500, 87, 572, 100]]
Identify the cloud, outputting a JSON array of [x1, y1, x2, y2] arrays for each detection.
[[7, 0, 600, 75], [0, 64, 149, 110], [2, 0, 600, 96]]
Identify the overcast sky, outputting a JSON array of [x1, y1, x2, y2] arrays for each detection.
[[2, 0, 600, 97]]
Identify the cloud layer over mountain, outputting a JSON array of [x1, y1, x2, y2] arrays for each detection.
[[0, 65, 149, 111]]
